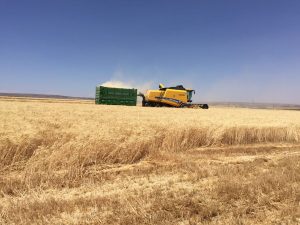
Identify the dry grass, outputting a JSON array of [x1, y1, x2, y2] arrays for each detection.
[[0, 98, 299, 225]]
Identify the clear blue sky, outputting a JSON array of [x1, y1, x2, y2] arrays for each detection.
[[1, 0, 300, 103]]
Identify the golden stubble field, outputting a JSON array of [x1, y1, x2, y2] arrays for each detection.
[[0, 97, 299, 225]]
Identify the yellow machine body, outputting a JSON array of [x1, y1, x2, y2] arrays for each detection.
[[139, 83, 208, 109], [145, 89, 189, 107]]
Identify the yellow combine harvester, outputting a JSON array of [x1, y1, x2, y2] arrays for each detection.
[[138, 84, 208, 109]]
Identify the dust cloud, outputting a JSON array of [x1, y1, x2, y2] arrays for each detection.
[[100, 80, 153, 93]]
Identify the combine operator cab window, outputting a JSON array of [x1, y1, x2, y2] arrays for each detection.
[[187, 91, 194, 102]]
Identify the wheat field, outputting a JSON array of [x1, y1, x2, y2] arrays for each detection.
[[0, 98, 299, 225]]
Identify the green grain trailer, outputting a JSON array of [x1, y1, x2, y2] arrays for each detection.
[[95, 86, 137, 106]]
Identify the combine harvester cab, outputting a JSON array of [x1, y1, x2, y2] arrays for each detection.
[[138, 84, 208, 109]]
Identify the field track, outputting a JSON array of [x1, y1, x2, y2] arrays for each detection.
[[0, 98, 299, 224]]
